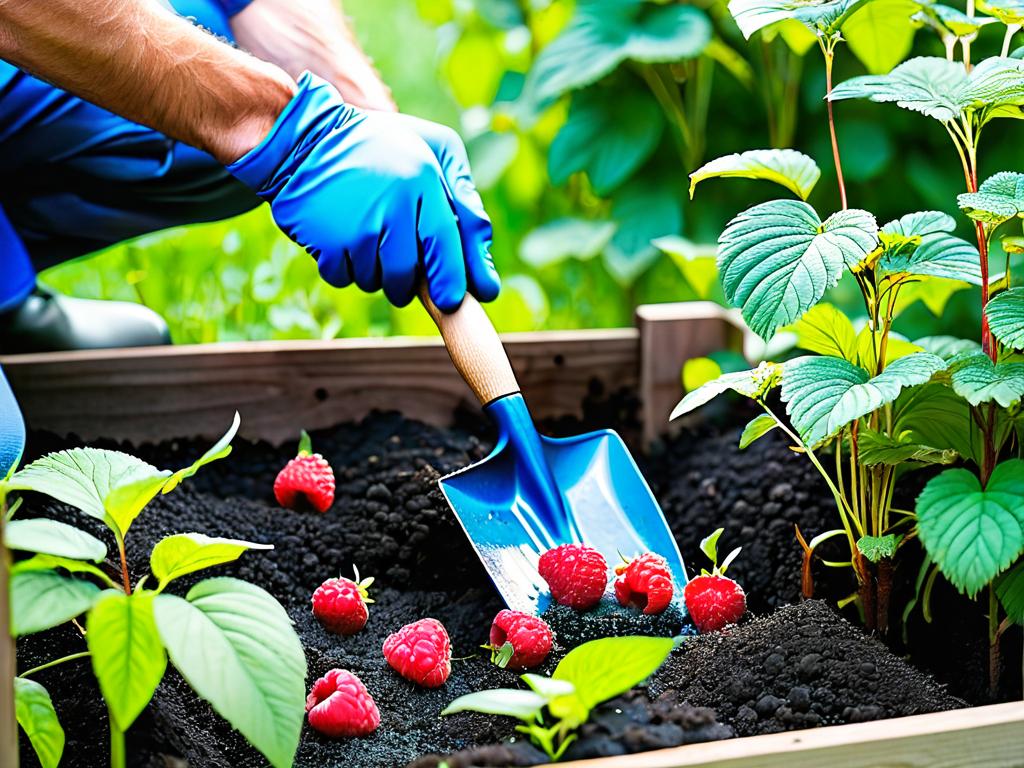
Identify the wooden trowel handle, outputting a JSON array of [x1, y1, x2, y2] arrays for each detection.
[[419, 284, 520, 406]]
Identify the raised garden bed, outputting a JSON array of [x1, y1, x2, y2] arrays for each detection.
[[3, 303, 1023, 768]]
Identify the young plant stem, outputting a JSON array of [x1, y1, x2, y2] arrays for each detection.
[[110, 712, 126, 768], [820, 37, 848, 210], [20, 651, 90, 677], [1001, 24, 1021, 57], [639, 64, 691, 168], [116, 535, 131, 595], [988, 585, 1001, 696]]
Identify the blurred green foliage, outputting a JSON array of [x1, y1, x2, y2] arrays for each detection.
[[42, 0, 1024, 343]]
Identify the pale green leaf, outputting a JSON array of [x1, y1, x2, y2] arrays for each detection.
[[843, 0, 921, 75], [855, 326, 922, 371], [522, 674, 576, 699], [739, 413, 779, 449], [654, 237, 719, 298], [857, 534, 900, 562], [10, 570, 100, 636], [995, 559, 1024, 623], [960, 57, 1024, 122], [15, 678, 64, 768], [520, 218, 616, 269], [856, 428, 959, 466], [717, 201, 878, 339], [154, 578, 306, 768], [877, 213, 982, 286], [670, 362, 782, 419], [688, 149, 820, 200], [550, 87, 662, 194], [728, 0, 869, 38], [978, 0, 1024, 24], [789, 303, 858, 361], [151, 533, 273, 587], [986, 287, 1024, 350], [917, 460, 1024, 596], [880, 210, 956, 238], [162, 411, 240, 493], [441, 688, 548, 719], [700, 528, 724, 564], [958, 172, 1024, 225], [11, 554, 117, 587], [87, 591, 167, 730], [682, 356, 723, 393], [829, 57, 968, 121], [915, 3, 995, 36], [781, 353, 946, 444], [949, 352, 1024, 407], [914, 336, 983, 360], [4, 518, 106, 561]]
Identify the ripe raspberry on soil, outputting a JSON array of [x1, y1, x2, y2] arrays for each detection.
[[683, 528, 746, 632], [538, 543, 608, 610], [383, 617, 452, 687], [274, 430, 335, 513], [305, 669, 380, 738], [614, 552, 674, 615], [488, 610, 553, 670], [311, 568, 374, 635]]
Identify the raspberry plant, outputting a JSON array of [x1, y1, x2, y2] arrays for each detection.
[[2, 414, 306, 768], [673, 0, 1024, 692]]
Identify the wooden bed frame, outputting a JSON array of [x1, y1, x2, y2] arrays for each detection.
[[1, 301, 1021, 768]]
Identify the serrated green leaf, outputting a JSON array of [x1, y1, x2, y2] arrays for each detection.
[[881, 210, 957, 238], [917, 460, 1024, 596], [551, 636, 674, 727], [688, 149, 820, 200], [441, 688, 548, 719], [728, 0, 869, 37], [151, 533, 273, 588], [549, 87, 662, 194], [717, 201, 878, 340], [154, 578, 306, 768], [15, 677, 64, 768], [960, 57, 1024, 122], [857, 428, 959, 466], [520, 218, 616, 269], [522, 0, 711, 109], [10, 569, 101, 636], [4, 518, 106, 561], [958, 172, 1024, 225], [843, 0, 921, 75], [739, 413, 779, 449], [829, 57, 968, 121], [995, 559, 1024, 623], [671, 362, 782, 419], [986, 287, 1024, 350], [781, 353, 946, 444], [949, 352, 1024, 406], [789, 303, 858, 361], [914, 336, 983, 360], [877, 231, 982, 285], [857, 534, 900, 562], [88, 590, 167, 730]]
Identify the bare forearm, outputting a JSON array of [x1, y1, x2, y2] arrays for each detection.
[[0, 0, 296, 164]]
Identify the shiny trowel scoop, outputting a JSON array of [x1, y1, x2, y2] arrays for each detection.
[[420, 288, 688, 615]]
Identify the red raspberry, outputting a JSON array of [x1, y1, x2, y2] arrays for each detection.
[[683, 575, 747, 632], [538, 544, 608, 610], [305, 669, 380, 738], [614, 553, 674, 615], [274, 431, 335, 513], [488, 610, 553, 670], [312, 572, 374, 635], [383, 618, 451, 687]]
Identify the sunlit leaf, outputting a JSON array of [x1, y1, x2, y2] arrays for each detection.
[[843, 0, 921, 75], [729, 0, 870, 38], [788, 303, 858, 361], [977, 0, 1024, 23], [986, 287, 1024, 350], [15, 678, 64, 768], [949, 352, 1024, 406], [4, 518, 106, 562], [958, 172, 1024, 225], [739, 413, 778, 448], [671, 362, 782, 419], [10, 570, 101, 636], [441, 688, 548, 719], [689, 149, 820, 200], [829, 57, 968, 121], [151, 533, 273, 588]]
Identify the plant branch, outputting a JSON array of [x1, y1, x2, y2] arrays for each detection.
[[20, 651, 90, 678], [116, 534, 131, 595], [1001, 24, 1021, 57], [820, 36, 848, 209]]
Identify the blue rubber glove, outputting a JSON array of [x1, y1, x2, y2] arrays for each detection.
[[228, 72, 500, 312], [0, 367, 25, 479]]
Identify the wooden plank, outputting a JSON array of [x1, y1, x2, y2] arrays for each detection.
[[559, 702, 1024, 768], [0, 330, 639, 445]]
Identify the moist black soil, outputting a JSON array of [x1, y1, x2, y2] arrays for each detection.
[[14, 401, 1000, 768]]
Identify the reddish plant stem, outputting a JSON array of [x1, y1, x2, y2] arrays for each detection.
[[117, 538, 131, 595], [824, 48, 848, 210], [969, 160, 995, 359]]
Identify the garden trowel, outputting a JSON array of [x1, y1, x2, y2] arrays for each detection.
[[421, 288, 687, 615]]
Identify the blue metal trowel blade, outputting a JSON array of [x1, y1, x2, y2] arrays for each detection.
[[438, 393, 687, 615]]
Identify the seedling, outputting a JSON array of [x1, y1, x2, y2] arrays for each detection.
[[3, 414, 306, 768]]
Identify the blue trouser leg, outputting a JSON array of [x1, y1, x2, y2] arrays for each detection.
[[0, 0, 259, 308]]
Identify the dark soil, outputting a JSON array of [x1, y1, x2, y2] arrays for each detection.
[[14, 399, 999, 768]]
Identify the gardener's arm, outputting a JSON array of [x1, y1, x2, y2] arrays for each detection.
[[0, 0, 499, 311]]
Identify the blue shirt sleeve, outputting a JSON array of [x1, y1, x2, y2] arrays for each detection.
[[213, 0, 255, 17]]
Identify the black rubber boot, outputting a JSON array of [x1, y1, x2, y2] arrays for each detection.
[[0, 286, 171, 354]]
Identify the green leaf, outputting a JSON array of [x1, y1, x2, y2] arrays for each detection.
[[876, 212, 982, 285], [914, 335, 983, 360], [728, 0, 870, 38], [977, 0, 1024, 23], [605, 174, 682, 285], [995, 559, 1024, 623], [739, 413, 778, 449], [521, 674, 576, 699], [857, 534, 900, 562], [855, 327, 923, 371], [549, 86, 662, 194], [688, 149, 820, 201], [700, 528, 724, 564], [958, 172, 1024, 226], [891, 382, 982, 464], [917, 460, 1024, 596], [11, 554, 117, 587], [781, 353, 946, 445], [441, 688, 548, 719], [959, 57, 1024, 123], [10, 570, 100, 636], [915, 3, 994, 37], [1001, 235, 1024, 254], [881, 210, 957, 238], [87, 590, 167, 730], [151, 533, 273, 587], [15, 678, 64, 768], [161, 411, 239, 493], [857, 428, 959, 466], [654, 237, 719, 298], [843, 0, 921, 75], [682, 357, 723, 393], [717, 201, 878, 340], [789, 303, 858, 361], [522, 0, 711, 109], [670, 362, 782, 419], [520, 218, 616, 269], [551, 636, 674, 726], [949, 352, 1024, 407], [154, 578, 306, 768], [4, 518, 107, 561], [829, 57, 968, 121], [986, 287, 1024, 350]]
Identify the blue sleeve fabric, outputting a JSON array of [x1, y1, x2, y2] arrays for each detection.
[[0, 367, 25, 479], [213, 0, 255, 17], [228, 72, 500, 312]]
